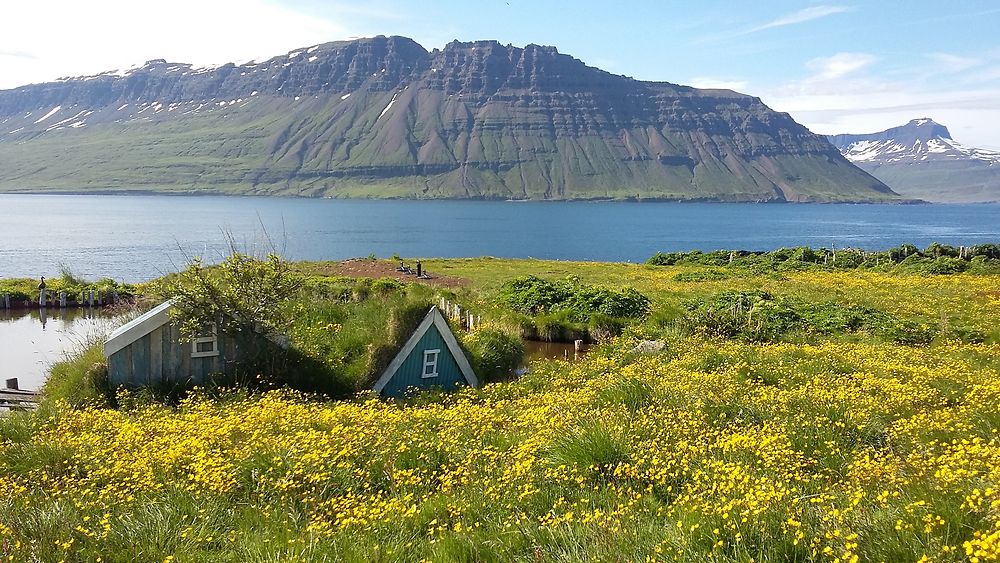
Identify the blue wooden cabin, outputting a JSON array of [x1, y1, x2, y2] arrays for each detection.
[[372, 306, 479, 397], [103, 300, 238, 387]]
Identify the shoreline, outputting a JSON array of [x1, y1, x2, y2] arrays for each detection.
[[0, 189, 926, 204]]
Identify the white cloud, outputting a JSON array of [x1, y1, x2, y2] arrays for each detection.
[[927, 52, 982, 73], [762, 76, 1000, 150], [0, 0, 358, 88], [756, 46, 1000, 149], [748, 5, 852, 33], [688, 77, 749, 91], [694, 5, 851, 46], [805, 52, 879, 81]]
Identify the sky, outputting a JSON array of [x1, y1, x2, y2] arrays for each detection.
[[2, 1, 999, 148]]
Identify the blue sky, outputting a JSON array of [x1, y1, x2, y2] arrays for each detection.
[[2, 1, 999, 147]]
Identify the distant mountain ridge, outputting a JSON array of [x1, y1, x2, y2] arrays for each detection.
[[0, 35, 898, 202], [828, 119, 1000, 203]]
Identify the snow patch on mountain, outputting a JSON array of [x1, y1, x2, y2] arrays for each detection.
[[831, 119, 1000, 166], [33, 106, 61, 124]]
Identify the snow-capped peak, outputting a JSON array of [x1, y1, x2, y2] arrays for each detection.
[[828, 119, 1000, 166]]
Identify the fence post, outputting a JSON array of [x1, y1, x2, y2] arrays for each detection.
[[59, 292, 67, 308], [2, 293, 8, 309]]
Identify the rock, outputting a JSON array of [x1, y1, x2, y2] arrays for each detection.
[[629, 340, 666, 355]]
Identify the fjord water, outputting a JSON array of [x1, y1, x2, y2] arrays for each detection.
[[1, 194, 1000, 282]]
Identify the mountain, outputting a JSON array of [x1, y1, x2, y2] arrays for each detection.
[[0, 36, 898, 202], [829, 119, 1000, 203]]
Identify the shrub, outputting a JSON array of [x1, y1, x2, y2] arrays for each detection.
[[161, 252, 301, 343], [464, 329, 524, 382], [497, 276, 649, 323], [495, 275, 572, 315], [680, 292, 936, 344], [370, 277, 404, 295], [682, 291, 800, 342]]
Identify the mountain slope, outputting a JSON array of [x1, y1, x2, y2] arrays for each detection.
[[829, 119, 1000, 203], [0, 36, 898, 202]]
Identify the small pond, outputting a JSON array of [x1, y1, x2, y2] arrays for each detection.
[[522, 340, 590, 364], [0, 308, 118, 391]]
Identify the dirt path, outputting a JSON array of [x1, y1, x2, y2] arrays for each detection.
[[299, 259, 469, 288]]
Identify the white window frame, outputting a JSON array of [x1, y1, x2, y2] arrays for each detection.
[[421, 349, 440, 378], [191, 324, 220, 358]]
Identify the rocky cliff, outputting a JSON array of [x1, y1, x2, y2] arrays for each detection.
[[0, 36, 898, 202]]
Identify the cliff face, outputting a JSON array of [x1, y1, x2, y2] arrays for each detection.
[[0, 36, 897, 201]]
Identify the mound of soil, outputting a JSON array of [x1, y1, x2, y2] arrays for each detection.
[[306, 259, 468, 288]]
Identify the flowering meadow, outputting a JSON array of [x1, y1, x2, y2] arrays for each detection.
[[2, 260, 1000, 561]]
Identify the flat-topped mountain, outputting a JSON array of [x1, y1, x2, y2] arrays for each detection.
[[829, 119, 1000, 203], [0, 36, 898, 202]]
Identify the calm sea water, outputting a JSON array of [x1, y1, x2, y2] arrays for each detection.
[[1, 194, 999, 282]]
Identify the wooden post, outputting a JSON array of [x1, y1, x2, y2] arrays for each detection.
[[88, 290, 95, 307], [39, 289, 46, 307], [59, 292, 67, 308], [455, 304, 461, 321], [729, 251, 735, 264], [2, 293, 8, 309], [4, 378, 17, 390], [440, 297, 446, 310]]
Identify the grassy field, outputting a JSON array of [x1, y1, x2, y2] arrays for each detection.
[[2, 256, 1000, 561]]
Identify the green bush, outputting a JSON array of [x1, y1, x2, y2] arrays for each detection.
[[680, 291, 937, 344], [646, 244, 1000, 274], [464, 329, 524, 382], [370, 277, 405, 295], [495, 275, 572, 315], [682, 291, 801, 342], [497, 276, 649, 322]]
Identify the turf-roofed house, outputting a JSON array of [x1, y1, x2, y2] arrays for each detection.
[[373, 306, 479, 397], [103, 300, 250, 387], [104, 300, 478, 396]]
